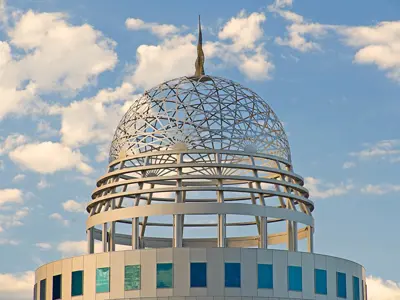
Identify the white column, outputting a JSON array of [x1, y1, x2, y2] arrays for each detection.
[[292, 221, 298, 251], [87, 227, 94, 254], [102, 223, 108, 252], [132, 218, 139, 249], [307, 226, 314, 253], [173, 153, 183, 247], [216, 153, 226, 247], [260, 217, 268, 248]]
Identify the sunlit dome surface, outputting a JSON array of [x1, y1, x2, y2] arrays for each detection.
[[109, 75, 291, 163]]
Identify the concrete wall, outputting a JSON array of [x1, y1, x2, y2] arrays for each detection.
[[34, 248, 366, 300]]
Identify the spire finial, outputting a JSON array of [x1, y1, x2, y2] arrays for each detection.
[[194, 15, 205, 77]]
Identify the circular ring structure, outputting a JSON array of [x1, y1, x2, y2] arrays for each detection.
[[86, 149, 314, 252]]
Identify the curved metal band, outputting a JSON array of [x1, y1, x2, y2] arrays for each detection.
[[86, 203, 314, 230]]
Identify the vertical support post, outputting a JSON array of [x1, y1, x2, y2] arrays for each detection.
[[109, 199, 116, 252], [287, 219, 294, 251], [292, 221, 298, 251], [87, 227, 94, 254], [102, 223, 108, 252], [173, 153, 183, 248], [260, 217, 268, 248], [216, 153, 226, 247], [132, 218, 139, 249], [307, 226, 314, 253]]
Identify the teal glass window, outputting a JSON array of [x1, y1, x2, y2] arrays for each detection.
[[337, 272, 347, 298], [96, 267, 110, 293], [71, 270, 84, 296], [157, 263, 173, 288], [315, 269, 327, 295], [288, 266, 302, 291], [190, 262, 207, 287], [353, 276, 360, 300], [40, 279, 46, 300], [52, 274, 61, 300], [225, 263, 241, 288], [125, 265, 141, 291], [258, 264, 273, 289]]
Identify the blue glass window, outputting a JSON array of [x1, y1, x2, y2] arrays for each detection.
[[225, 263, 241, 288], [125, 265, 141, 291], [353, 276, 360, 300], [71, 270, 83, 296], [96, 267, 110, 293], [52, 274, 61, 300], [288, 266, 302, 291], [315, 269, 327, 295], [337, 272, 347, 298], [40, 279, 46, 300], [258, 264, 273, 289], [190, 262, 207, 287], [157, 263, 173, 288]]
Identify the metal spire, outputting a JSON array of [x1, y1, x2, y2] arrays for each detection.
[[194, 15, 205, 77]]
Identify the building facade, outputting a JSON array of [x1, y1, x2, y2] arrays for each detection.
[[34, 18, 367, 300]]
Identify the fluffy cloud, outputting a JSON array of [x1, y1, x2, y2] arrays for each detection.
[[342, 161, 356, 169], [34, 242, 52, 250], [36, 120, 58, 138], [0, 271, 34, 300], [0, 134, 29, 155], [0, 9, 117, 120], [37, 178, 50, 190], [49, 213, 69, 227], [0, 207, 29, 230], [350, 140, 400, 161], [9, 142, 93, 174], [305, 177, 353, 199], [57, 240, 86, 256], [126, 18, 181, 37], [12, 174, 25, 182], [0, 189, 23, 207], [337, 22, 400, 82], [62, 199, 86, 213], [367, 276, 400, 300], [361, 184, 400, 195]]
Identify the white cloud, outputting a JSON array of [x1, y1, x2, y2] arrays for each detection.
[[12, 174, 25, 182], [0, 9, 117, 120], [361, 184, 400, 195], [305, 177, 353, 199], [367, 276, 400, 300], [37, 178, 50, 189], [34, 242, 52, 250], [0, 271, 34, 300], [0, 239, 19, 245], [0, 134, 29, 155], [62, 199, 85, 213], [0, 207, 29, 229], [126, 18, 181, 37], [0, 189, 23, 207], [36, 120, 58, 138], [337, 22, 400, 82], [9, 142, 93, 174], [350, 140, 400, 160], [49, 213, 69, 227], [342, 161, 356, 169], [57, 240, 86, 256]]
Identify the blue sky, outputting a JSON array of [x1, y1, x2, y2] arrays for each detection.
[[0, 0, 399, 298]]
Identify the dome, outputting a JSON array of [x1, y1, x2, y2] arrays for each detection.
[[109, 75, 291, 163]]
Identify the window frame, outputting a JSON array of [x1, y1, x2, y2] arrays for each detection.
[[190, 262, 207, 288], [156, 263, 174, 289], [124, 265, 141, 291], [224, 262, 241, 288], [337, 272, 347, 298], [257, 264, 273, 289], [96, 267, 110, 293], [71, 270, 84, 296], [314, 269, 328, 295], [288, 265, 303, 292]]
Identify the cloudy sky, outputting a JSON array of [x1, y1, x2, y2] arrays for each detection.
[[0, 0, 399, 299]]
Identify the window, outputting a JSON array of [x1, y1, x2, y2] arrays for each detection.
[[190, 262, 207, 288], [225, 263, 241, 288], [157, 263, 173, 288], [96, 267, 110, 293], [40, 279, 46, 300], [353, 276, 360, 300], [315, 269, 327, 295], [71, 270, 84, 296], [125, 265, 141, 291], [337, 272, 347, 298], [258, 264, 273, 289], [52, 274, 62, 300], [288, 266, 302, 291]]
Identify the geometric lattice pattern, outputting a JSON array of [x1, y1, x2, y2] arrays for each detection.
[[109, 75, 291, 163]]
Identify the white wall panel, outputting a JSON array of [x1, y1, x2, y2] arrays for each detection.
[[83, 254, 96, 300], [206, 248, 224, 296], [190, 248, 207, 262], [326, 256, 337, 300], [174, 248, 190, 296], [141, 249, 156, 297], [46, 263, 53, 300], [241, 249, 257, 297], [301, 252, 315, 300], [272, 250, 288, 298], [110, 251, 124, 299], [61, 258, 72, 300]]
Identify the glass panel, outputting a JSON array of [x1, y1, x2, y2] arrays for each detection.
[[315, 269, 327, 295], [96, 267, 110, 293], [40, 279, 46, 300], [190, 262, 207, 288], [71, 270, 84, 296], [288, 266, 302, 291], [353, 276, 360, 300], [225, 263, 241, 288], [52, 274, 62, 300], [258, 264, 273, 289], [125, 265, 141, 291], [157, 263, 173, 288], [337, 272, 347, 298]]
